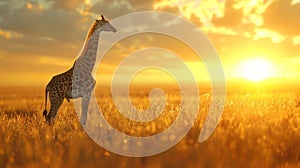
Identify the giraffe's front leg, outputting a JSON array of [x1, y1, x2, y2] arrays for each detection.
[[46, 95, 64, 125], [81, 93, 91, 127]]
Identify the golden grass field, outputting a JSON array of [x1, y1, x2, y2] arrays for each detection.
[[0, 86, 300, 168]]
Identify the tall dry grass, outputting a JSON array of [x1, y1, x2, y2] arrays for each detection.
[[0, 87, 300, 168]]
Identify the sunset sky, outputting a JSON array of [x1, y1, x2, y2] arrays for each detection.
[[0, 0, 300, 86]]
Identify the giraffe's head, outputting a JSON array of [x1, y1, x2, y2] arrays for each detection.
[[95, 15, 117, 33]]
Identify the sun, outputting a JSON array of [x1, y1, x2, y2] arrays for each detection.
[[237, 58, 276, 82]]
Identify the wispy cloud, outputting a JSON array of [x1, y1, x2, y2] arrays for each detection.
[[253, 28, 286, 43], [37, 56, 73, 67], [0, 29, 23, 39]]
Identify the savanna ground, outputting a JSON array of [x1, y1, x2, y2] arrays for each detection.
[[0, 86, 300, 168]]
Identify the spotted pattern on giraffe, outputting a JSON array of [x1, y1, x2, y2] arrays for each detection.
[[43, 15, 117, 125]]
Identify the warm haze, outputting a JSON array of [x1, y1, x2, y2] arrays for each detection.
[[0, 0, 300, 87], [2, 1, 300, 167]]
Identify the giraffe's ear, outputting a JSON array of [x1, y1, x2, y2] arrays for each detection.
[[101, 15, 105, 21]]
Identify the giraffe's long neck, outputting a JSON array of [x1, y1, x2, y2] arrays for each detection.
[[74, 28, 101, 73]]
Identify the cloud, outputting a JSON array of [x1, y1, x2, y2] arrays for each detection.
[[0, 2, 11, 19], [46, 0, 83, 11], [0, 0, 96, 61], [0, 29, 23, 39], [210, 0, 299, 45], [0, 4, 87, 41], [125, 0, 154, 10], [292, 36, 300, 45], [291, 0, 300, 5], [212, 0, 243, 27], [253, 28, 286, 44], [154, 0, 226, 26], [263, 0, 300, 36], [88, 0, 132, 19], [212, 0, 273, 30], [83, 0, 155, 19], [155, 5, 180, 15], [37, 56, 73, 67], [202, 26, 237, 36]]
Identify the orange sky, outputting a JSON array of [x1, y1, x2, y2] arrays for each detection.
[[0, 0, 300, 86]]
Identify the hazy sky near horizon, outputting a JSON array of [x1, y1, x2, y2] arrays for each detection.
[[0, 0, 300, 86]]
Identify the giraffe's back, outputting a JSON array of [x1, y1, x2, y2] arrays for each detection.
[[46, 68, 74, 99]]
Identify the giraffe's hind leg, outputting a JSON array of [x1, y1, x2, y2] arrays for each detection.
[[80, 93, 91, 126], [46, 94, 64, 125]]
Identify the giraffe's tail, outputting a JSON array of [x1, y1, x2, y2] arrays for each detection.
[[43, 85, 49, 117]]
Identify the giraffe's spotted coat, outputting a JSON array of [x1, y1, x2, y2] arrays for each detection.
[[43, 16, 116, 125]]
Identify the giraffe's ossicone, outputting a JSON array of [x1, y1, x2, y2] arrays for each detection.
[[43, 15, 117, 126]]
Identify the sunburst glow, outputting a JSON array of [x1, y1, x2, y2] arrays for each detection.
[[236, 58, 276, 82]]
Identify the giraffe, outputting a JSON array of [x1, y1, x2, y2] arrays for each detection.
[[43, 15, 117, 126]]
